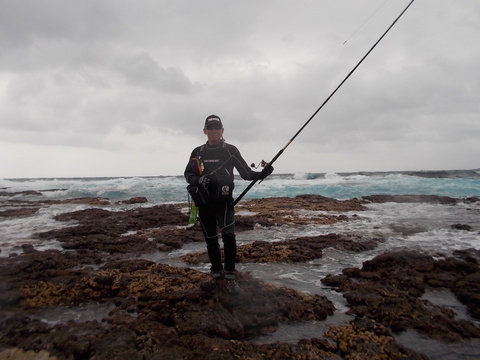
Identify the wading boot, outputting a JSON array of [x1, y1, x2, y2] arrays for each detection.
[[212, 271, 224, 288], [224, 271, 240, 295]]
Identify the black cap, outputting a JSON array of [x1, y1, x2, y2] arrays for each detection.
[[204, 114, 223, 129]]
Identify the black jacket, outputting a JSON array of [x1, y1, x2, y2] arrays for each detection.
[[184, 140, 259, 186]]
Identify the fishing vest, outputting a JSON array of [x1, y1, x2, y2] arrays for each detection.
[[196, 142, 234, 203]]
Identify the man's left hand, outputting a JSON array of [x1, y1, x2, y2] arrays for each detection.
[[259, 165, 274, 179]]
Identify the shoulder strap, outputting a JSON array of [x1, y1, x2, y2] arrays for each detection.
[[195, 145, 205, 160]]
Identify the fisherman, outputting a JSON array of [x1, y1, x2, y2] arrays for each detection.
[[184, 114, 273, 294]]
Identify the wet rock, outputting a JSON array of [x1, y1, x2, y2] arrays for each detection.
[[390, 223, 429, 236], [18, 261, 335, 332], [453, 248, 480, 264], [451, 223, 473, 231], [0, 348, 58, 360], [449, 249, 480, 319], [0, 257, 344, 359], [323, 318, 429, 360], [363, 194, 458, 204], [0, 190, 43, 197], [182, 233, 382, 265], [0, 207, 40, 217], [134, 226, 204, 252], [0, 250, 82, 310], [235, 195, 367, 229], [35, 205, 190, 257], [20, 244, 36, 254], [0, 249, 79, 279], [322, 250, 480, 341], [116, 197, 148, 205], [38, 197, 112, 205]]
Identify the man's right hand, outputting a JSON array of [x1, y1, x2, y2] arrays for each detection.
[[198, 175, 211, 188]]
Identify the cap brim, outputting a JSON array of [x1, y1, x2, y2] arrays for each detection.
[[205, 122, 223, 129]]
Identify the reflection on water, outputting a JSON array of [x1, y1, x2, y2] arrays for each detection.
[[422, 289, 480, 326], [395, 330, 480, 360], [31, 303, 116, 326]]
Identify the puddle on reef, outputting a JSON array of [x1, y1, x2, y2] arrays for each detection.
[[253, 313, 354, 345], [421, 289, 480, 325], [30, 302, 117, 327], [253, 286, 480, 360], [394, 330, 480, 360]]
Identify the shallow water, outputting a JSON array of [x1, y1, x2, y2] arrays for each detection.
[[30, 303, 116, 326], [0, 203, 100, 257], [394, 330, 480, 360], [421, 289, 480, 326]]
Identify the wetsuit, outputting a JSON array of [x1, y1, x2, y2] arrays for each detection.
[[184, 140, 260, 273]]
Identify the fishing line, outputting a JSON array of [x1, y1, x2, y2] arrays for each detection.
[[292, 0, 392, 99], [233, 0, 416, 206], [343, 0, 390, 45]]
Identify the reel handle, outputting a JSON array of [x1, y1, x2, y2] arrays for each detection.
[[250, 160, 267, 169]]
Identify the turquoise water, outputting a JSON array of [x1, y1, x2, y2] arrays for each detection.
[[1, 169, 479, 204]]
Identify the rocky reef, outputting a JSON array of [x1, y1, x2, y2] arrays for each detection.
[[0, 193, 479, 359]]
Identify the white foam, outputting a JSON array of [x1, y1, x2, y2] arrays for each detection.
[[292, 172, 311, 180]]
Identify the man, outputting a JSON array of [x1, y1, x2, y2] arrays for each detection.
[[184, 114, 273, 294]]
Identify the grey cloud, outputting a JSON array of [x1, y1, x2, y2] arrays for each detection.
[[0, 0, 121, 48], [1, 0, 480, 177], [113, 52, 195, 94]]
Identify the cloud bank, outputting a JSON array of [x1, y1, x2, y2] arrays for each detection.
[[1, 0, 479, 177]]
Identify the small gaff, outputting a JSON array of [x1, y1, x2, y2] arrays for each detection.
[[188, 157, 204, 224]]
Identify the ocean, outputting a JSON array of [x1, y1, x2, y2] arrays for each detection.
[[1, 169, 480, 358], [2, 169, 480, 204]]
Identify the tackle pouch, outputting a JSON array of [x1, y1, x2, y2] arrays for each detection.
[[187, 184, 210, 207], [209, 174, 234, 202]]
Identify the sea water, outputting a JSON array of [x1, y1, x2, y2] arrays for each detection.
[[1, 169, 479, 203], [1, 170, 480, 358]]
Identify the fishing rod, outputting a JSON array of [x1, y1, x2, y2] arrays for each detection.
[[233, 0, 416, 206]]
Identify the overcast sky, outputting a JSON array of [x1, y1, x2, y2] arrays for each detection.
[[1, 0, 479, 178]]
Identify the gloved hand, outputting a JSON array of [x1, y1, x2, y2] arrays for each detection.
[[259, 165, 274, 179], [198, 175, 211, 188]]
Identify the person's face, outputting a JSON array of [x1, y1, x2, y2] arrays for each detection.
[[203, 125, 224, 144]]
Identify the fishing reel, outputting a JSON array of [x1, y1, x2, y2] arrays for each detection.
[[251, 160, 272, 184], [250, 160, 267, 169]]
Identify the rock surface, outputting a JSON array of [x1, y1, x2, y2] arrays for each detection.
[[0, 193, 478, 359], [322, 249, 480, 341]]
